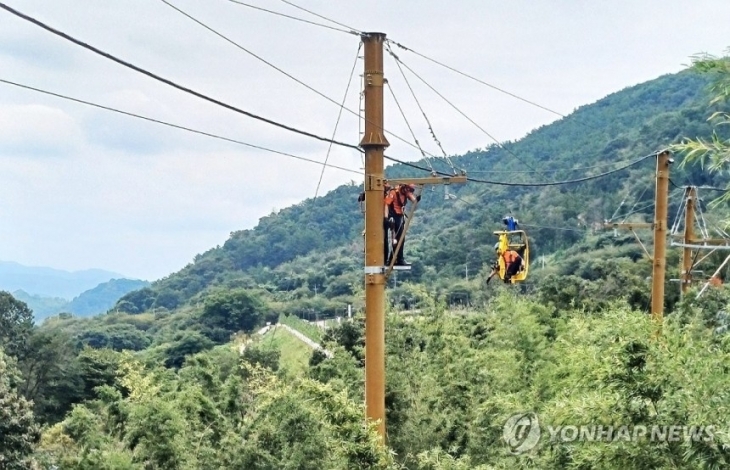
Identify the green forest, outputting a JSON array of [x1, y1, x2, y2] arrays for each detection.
[[3, 53, 730, 469]]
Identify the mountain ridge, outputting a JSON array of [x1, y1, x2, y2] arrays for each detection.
[[0, 260, 132, 299], [12, 278, 151, 321]]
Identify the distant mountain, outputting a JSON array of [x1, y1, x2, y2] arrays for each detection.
[[12, 278, 150, 321], [0, 261, 125, 299], [11, 289, 69, 320], [68, 278, 150, 317]]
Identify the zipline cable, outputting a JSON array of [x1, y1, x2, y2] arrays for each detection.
[[159, 0, 449, 166], [670, 192, 687, 235], [0, 2, 662, 190], [669, 178, 683, 189], [467, 159, 640, 174], [387, 39, 567, 119], [384, 151, 657, 187], [521, 224, 587, 233], [226, 0, 358, 35], [315, 42, 362, 197], [387, 43, 456, 173], [387, 47, 544, 178], [0, 78, 362, 175], [160, 0, 364, 125], [466, 152, 656, 186], [386, 81, 434, 171], [610, 191, 631, 222], [620, 201, 656, 224], [0, 1, 362, 151], [258, 1, 569, 123], [277, 0, 362, 34], [697, 185, 730, 192], [621, 183, 651, 222], [4, 74, 650, 189], [4, 1, 562, 174], [625, 187, 685, 225]]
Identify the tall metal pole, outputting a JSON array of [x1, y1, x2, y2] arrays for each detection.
[[360, 32, 389, 440], [681, 186, 696, 295], [651, 151, 672, 320]]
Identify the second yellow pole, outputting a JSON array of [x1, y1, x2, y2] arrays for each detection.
[[651, 150, 671, 320]]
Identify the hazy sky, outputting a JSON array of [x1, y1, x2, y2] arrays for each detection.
[[0, 0, 728, 281]]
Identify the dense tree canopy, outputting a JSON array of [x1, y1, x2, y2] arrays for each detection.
[[0, 291, 34, 358], [201, 288, 268, 334], [0, 348, 40, 469]]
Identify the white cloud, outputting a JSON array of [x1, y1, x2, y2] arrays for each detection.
[[0, 104, 84, 155]]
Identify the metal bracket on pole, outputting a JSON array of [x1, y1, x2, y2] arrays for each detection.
[[603, 223, 653, 259], [364, 266, 385, 275], [366, 175, 384, 191]]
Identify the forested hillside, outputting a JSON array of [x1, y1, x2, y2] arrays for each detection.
[[68, 278, 151, 317], [114, 69, 722, 315], [5, 60, 730, 469]]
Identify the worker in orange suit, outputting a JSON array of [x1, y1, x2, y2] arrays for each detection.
[[502, 248, 522, 283], [384, 184, 419, 266], [487, 243, 522, 284]]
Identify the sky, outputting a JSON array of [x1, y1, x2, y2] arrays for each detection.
[[0, 0, 728, 281]]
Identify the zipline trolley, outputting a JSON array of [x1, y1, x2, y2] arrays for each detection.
[[492, 216, 529, 283]]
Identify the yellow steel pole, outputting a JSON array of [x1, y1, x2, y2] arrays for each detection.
[[651, 151, 672, 320], [360, 32, 389, 440], [681, 186, 696, 295]]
